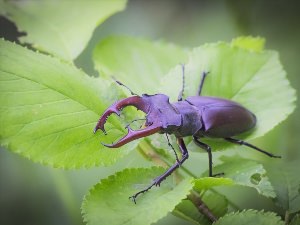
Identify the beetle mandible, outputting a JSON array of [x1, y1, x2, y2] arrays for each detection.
[[94, 66, 281, 203]]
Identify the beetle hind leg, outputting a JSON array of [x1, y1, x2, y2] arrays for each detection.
[[224, 137, 282, 158]]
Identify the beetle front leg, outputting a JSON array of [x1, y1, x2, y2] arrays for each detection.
[[129, 137, 189, 203]]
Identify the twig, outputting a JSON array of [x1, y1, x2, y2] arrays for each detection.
[[188, 191, 218, 222]]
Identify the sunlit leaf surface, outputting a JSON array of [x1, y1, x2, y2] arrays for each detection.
[[82, 167, 193, 225], [0, 39, 135, 168]]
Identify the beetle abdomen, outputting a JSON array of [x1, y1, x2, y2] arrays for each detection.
[[201, 104, 256, 137], [186, 96, 256, 138]]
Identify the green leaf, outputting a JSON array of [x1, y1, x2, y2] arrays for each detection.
[[231, 36, 265, 52], [160, 37, 296, 150], [213, 210, 284, 225], [211, 155, 276, 198], [1, 0, 127, 60], [82, 167, 193, 225], [93, 36, 188, 94], [264, 161, 300, 213], [193, 177, 234, 192], [0, 39, 135, 168], [174, 192, 228, 225]]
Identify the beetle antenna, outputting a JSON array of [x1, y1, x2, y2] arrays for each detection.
[[197, 71, 209, 96], [166, 134, 180, 164], [113, 77, 139, 96], [125, 118, 146, 129], [177, 64, 185, 101]]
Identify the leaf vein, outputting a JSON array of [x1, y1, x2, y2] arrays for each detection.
[[0, 68, 99, 115]]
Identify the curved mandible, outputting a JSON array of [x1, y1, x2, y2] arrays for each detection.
[[102, 124, 162, 148], [94, 96, 150, 134]]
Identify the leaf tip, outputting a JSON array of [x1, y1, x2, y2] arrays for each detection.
[[231, 36, 266, 52]]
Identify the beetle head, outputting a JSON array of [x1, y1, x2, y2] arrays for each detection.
[[94, 94, 181, 148]]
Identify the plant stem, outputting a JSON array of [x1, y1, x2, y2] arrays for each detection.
[[188, 191, 218, 222], [285, 211, 290, 225]]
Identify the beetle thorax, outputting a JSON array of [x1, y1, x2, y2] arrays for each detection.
[[142, 94, 182, 132], [143, 94, 203, 137], [171, 101, 203, 137]]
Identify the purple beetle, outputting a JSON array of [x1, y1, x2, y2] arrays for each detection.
[[94, 67, 281, 203]]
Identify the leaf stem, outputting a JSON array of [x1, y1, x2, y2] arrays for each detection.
[[188, 191, 218, 222], [285, 210, 290, 225]]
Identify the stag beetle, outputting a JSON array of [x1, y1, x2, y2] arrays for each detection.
[[94, 66, 281, 203]]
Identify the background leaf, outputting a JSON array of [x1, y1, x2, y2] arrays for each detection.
[[231, 36, 265, 52], [93, 36, 188, 94], [0, 0, 127, 60], [210, 155, 276, 198], [0, 39, 134, 168], [82, 167, 193, 225], [193, 177, 234, 192], [264, 161, 300, 214], [213, 210, 284, 225]]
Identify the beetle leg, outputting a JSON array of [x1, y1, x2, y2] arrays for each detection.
[[193, 137, 213, 177], [129, 137, 189, 204], [224, 137, 282, 158], [197, 71, 209, 96], [152, 137, 189, 185], [193, 137, 224, 177]]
